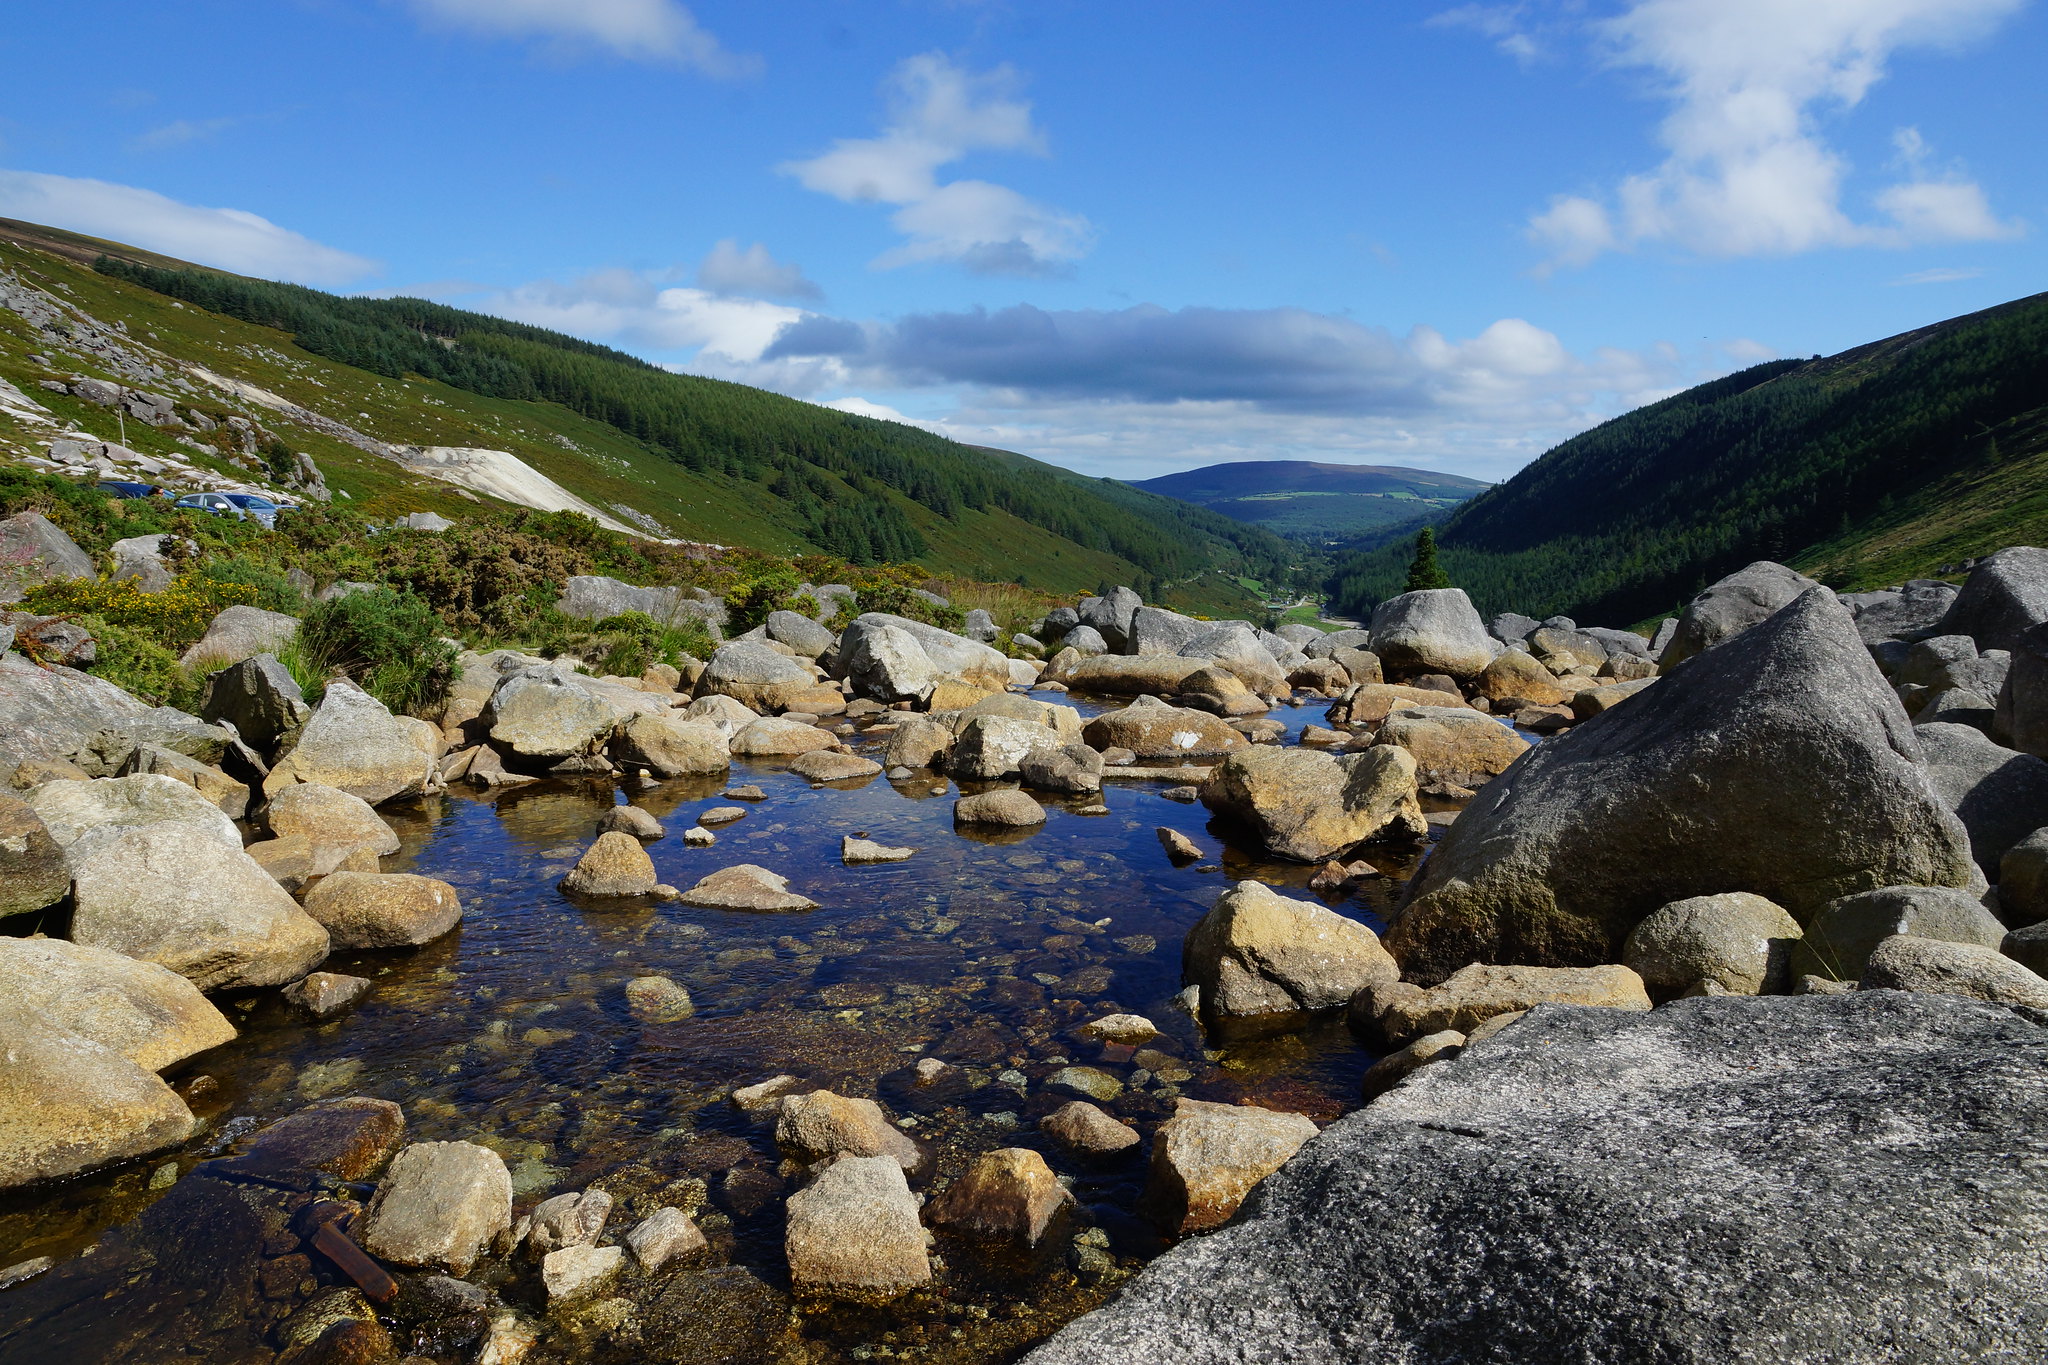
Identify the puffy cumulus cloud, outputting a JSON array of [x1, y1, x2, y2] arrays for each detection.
[[695, 239, 821, 300], [473, 267, 806, 363], [0, 169, 378, 285], [779, 53, 1093, 275], [1519, 0, 2025, 268], [400, 0, 757, 75]]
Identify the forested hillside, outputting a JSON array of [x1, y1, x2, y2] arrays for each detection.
[[1329, 291, 2048, 624], [1133, 459, 1488, 537]]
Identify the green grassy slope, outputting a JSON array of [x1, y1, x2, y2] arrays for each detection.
[[1328, 291, 2048, 622], [1132, 459, 1489, 537], [0, 222, 1293, 613]]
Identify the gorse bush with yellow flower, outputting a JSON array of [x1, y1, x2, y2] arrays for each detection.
[[21, 573, 260, 651]]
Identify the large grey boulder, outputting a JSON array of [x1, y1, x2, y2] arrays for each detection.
[[849, 613, 1009, 691], [1388, 590, 1979, 985], [1999, 619, 2048, 758], [611, 713, 730, 778], [1025, 992, 2048, 1365], [108, 534, 172, 593], [1200, 746, 1425, 863], [1128, 606, 1205, 655], [1841, 579, 1958, 645], [1078, 587, 1142, 652], [0, 512, 91, 601], [962, 607, 1000, 643], [266, 679, 434, 805], [764, 609, 834, 659], [1178, 621, 1287, 692], [0, 1000, 196, 1190], [27, 772, 240, 872], [200, 653, 310, 755], [1895, 635, 2007, 697], [557, 575, 682, 624], [178, 605, 299, 670], [1062, 624, 1109, 656], [949, 714, 1063, 780], [1792, 884, 2006, 982], [1303, 628, 1371, 660], [1368, 589, 1495, 678], [1582, 626, 1652, 659], [840, 619, 939, 702], [0, 792, 68, 916], [484, 663, 656, 765], [1937, 546, 2048, 652], [693, 640, 817, 712], [1184, 881, 1398, 1017], [1082, 695, 1245, 760], [0, 654, 191, 787], [1913, 722, 2048, 876], [1660, 561, 1821, 668], [0, 937, 235, 1072]]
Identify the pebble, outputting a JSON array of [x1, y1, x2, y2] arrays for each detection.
[[699, 806, 748, 825]]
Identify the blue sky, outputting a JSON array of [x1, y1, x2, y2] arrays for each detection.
[[1, 0, 2042, 482]]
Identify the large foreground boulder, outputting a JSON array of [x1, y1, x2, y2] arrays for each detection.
[[1201, 746, 1425, 862], [0, 1000, 196, 1190], [1658, 561, 1820, 668], [1025, 992, 2048, 1364], [1367, 589, 1495, 678], [1387, 590, 1979, 984]]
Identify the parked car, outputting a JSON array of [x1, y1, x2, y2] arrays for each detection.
[[221, 492, 293, 529], [96, 480, 166, 499], [172, 491, 252, 522]]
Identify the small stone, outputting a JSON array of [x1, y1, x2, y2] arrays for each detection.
[[785, 1155, 930, 1304], [732, 1074, 805, 1112], [361, 1141, 513, 1277], [1156, 827, 1202, 861], [843, 836, 915, 864], [1144, 1098, 1319, 1235], [1361, 1030, 1466, 1099], [1078, 1013, 1158, 1045], [559, 831, 659, 896], [789, 750, 883, 783], [1160, 785, 1200, 803], [597, 805, 664, 840], [677, 864, 818, 911], [624, 975, 694, 1023], [1041, 1101, 1140, 1157], [626, 1206, 706, 1271], [529, 1188, 613, 1254], [0, 1256, 55, 1289], [699, 806, 748, 825], [722, 785, 767, 801], [541, 1243, 624, 1301], [683, 827, 715, 846], [776, 1089, 923, 1173], [282, 972, 373, 1020], [1045, 1066, 1124, 1102]]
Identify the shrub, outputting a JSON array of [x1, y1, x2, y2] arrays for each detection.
[[194, 559, 305, 614], [570, 611, 715, 678], [297, 587, 457, 714], [21, 572, 257, 651], [70, 615, 197, 709], [724, 561, 805, 634]]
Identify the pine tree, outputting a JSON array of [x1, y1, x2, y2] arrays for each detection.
[[1404, 527, 1452, 592]]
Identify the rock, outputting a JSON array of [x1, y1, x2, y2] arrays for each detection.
[[1024, 992, 2048, 1365], [0, 792, 66, 915], [598, 804, 665, 839], [201, 654, 310, 756], [1082, 695, 1245, 760], [1143, 1098, 1318, 1235], [1569, 677, 1656, 716], [179, 605, 300, 670], [28, 771, 239, 870], [680, 693, 760, 736], [729, 716, 837, 757], [1368, 589, 1496, 678], [1389, 590, 1979, 984], [788, 749, 882, 782], [1660, 561, 1823, 668], [1046, 1067, 1124, 1102], [539, 1244, 623, 1301], [71, 823, 330, 991], [529, 1188, 613, 1255], [785, 1155, 931, 1304], [1859, 934, 2048, 1007], [1156, 827, 1202, 862], [776, 1090, 923, 1172], [626, 1207, 706, 1271], [1937, 546, 2048, 652], [950, 714, 1063, 779], [1911, 721, 2048, 876], [1489, 613, 1539, 646], [560, 832, 659, 896], [1527, 625, 1607, 672], [699, 805, 747, 824], [1124, 606, 1203, 655], [1374, 707, 1529, 785], [695, 640, 819, 712], [2001, 828, 2048, 925], [677, 864, 818, 911], [1062, 655, 1210, 696], [1062, 625, 1110, 656], [267, 680, 434, 806], [1792, 884, 2007, 981], [2002, 921, 2048, 975], [765, 610, 835, 658], [1379, 964, 1652, 1044], [0, 1000, 196, 1189], [2001, 619, 2048, 759], [1200, 746, 1425, 863], [954, 789, 1046, 827], [1360, 1029, 1464, 1099], [259, 781, 400, 872], [107, 534, 172, 593], [1177, 621, 1288, 692], [361, 1141, 512, 1277], [928, 1148, 1073, 1247], [1185, 880, 1399, 1017], [844, 613, 1009, 697], [281, 971, 373, 1019], [1041, 1101, 1139, 1158], [1475, 648, 1572, 706], [1077, 1013, 1158, 1044], [732, 1074, 805, 1112], [1, 936, 235, 1072], [1078, 587, 1142, 651], [611, 713, 730, 778], [1622, 892, 1803, 996], [1843, 579, 1959, 644], [624, 975, 695, 1022], [483, 665, 639, 764], [0, 512, 91, 599], [303, 872, 462, 949], [1331, 682, 1473, 724], [1020, 743, 1104, 794], [883, 717, 954, 769], [843, 836, 914, 863]]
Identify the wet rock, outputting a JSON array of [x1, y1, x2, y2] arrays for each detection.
[[0, 998, 195, 1188], [0, 1257, 53, 1290], [1308, 859, 1380, 892], [2, 936, 234, 1072], [1026, 993, 2048, 1365], [625, 975, 695, 1022], [1792, 884, 2007, 981], [1156, 827, 1202, 862], [72, 823, 330, 990], [179, 604, 300, 670], [785, 1155, 931, 1304], [729, 716, 837, 757], [955, 789, 1046, 826], [362, 1140, 513, 1277], [200, 653, 310, 756], [560, 831, 659, 896], [1368, 589, 1496, 678], [788, 749, 882, 782], [1389, 590, 1979, 984], [1361, 1029, 1465, 1099], [261, 781, 401, 872], [776, 1090, 923, 1172], [304, 872, 463, 949], [474, 1311, 540, 1365], [282, 971, 373, 1019], [1378, 964, 1652, 1044], [1200, 745, 1424, 863], [694, 640, 819, 713], [1860, 934, 2048, 1007], [611, 714, 730, 778], [843, 835, 914, 863], [598, 804, 665, 839], [732, 1074, 806, 1112], [1185, 880, 1399, 1017], [626, 1207, 706, 1271], [1143, 1098, 1318, 1235], [678, 864, 817, 911], [541, 1244, 624, 1302], [1041, 1101, 1140, 1158], [1374, 706, 1530, 785], [928, 1147, 1073, 1247], [1622, 892, 1803, 997], [1020, 743, 1104, 795], [0, 791, 66, 915], [1660, 561, 1823, 668], [267, 680, 434, 806], [529, 1188, 613, 1254], [1082, 695, 1246, 760], [1047, 1067, 1124, 1103]]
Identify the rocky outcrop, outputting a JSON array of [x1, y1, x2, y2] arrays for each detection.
[[266, 680, 434, 805], [1184, 881, 1398, 1017], [1368, 589, 1496, 678], [1200, 746, 1425, 862], [1388, 590, 1978, 984], [1026, 992, 2048, 1365], [0, 512, 92, 601], [1659, 561, 1822, 668]]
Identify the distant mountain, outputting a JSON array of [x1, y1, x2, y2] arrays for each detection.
[[1130, 460, 1490, 537], [1327, 290, 2048, 623]]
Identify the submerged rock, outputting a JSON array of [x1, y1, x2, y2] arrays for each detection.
[[777, 1089, 923, 1172], [626, 1206, 706, 1271], [785, 1155, 931, 1304], [928, 1147, 1072, 1247], [843, 835, 915, 864], [1040, 1101, 1139, 1158]]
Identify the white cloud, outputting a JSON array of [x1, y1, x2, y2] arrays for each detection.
[[473, 266, 809, 363], [131, 117, 238, 152], [1517, 0, 2026, 267], [1429, 4, 1548, 63], [0, 169, 378, 285], [779, 53, 1093, 275], [1891, 266, 1986, 285], [695, 239, 821, 300], [400, 0, 756, 75]]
